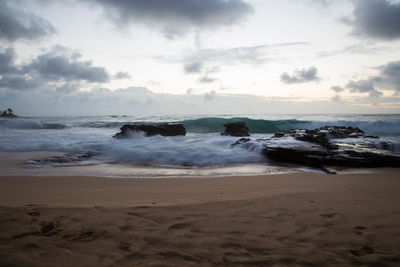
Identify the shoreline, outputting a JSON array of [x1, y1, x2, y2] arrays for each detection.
[[0, 168, 397, 207]]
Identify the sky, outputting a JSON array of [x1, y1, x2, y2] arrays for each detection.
[[0, 0, 400, 116]]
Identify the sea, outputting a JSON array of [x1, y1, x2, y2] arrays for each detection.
[[0, 114, 399, 177]]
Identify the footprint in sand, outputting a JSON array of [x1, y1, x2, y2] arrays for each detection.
[[320, 213, 338, 218], [350, 246, 374, 257], [168, 222, 192, 230], [27, 211, 40, 217], [118, 241, 132, 252], [353, 225, 366, 235], [40, 221, 60, 236]]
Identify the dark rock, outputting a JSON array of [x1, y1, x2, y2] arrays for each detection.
[[289, 126, 369, 150], [231, 138, 251, 147], [29, 151, 98, 165], [263, 144, 400, 168], [221, 122, 250, 137], [114, 123, 186, 138], [321, 166, 337, 174], [273, 132, 285, 138]]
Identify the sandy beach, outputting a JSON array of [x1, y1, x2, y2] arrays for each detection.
[[1, 169, 400, 266]]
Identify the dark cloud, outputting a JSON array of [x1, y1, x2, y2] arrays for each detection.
[[0, 47, 18, 74], [0, 1, 55, 42], [331, 86, 344, 93], [0, 46, 125, 91], [337, 60, 400, 104], [92, 0, 253, 38], [346, 79, 375, 93], [114, 71, 131, 79], [184, 61, 203, 74], [280, 66, 320, 84], [345, 77, 384, 104], [347, 0, 400, 40], [25, 51, 110, 83], [345, 60, 400, 95], [379, 60, 400, 92], [0, 76, 42, 90]]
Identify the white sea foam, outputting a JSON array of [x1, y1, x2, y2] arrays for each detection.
[[1, 114, 399, 169]]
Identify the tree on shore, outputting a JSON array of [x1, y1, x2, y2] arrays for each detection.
[[0, 108, 17, 117]]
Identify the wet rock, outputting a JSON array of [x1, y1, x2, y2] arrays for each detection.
[[289, 126, 369, 149], [231, 138, 251, 146], [29, 151, 98, 165], [263, 144, 400, 168], [321, 166, 337, 174], [221, 122, 250, 137], [114, 123, 186, 138], [273, 132, 285, 138]]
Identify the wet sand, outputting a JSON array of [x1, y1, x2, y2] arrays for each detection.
[[1, 169, 400, 266]]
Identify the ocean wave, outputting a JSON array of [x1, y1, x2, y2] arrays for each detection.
[[99, 134, 266, 166], [0, 119, 65, 129], [74, 117, 400, 136]]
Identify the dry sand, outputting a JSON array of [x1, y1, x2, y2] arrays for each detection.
[[0, 169, 400, 266]]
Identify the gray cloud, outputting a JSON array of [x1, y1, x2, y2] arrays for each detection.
[[345, 60, 400, 95], [331, 86, 344, 93], [114, 71, 131, 79], [0, 76, 42, 90], [0, 46, 124, 91], [346, 0, 400, 40], [198, 76, 217, 83], [0, 1, 55, 42], [378, 60, 400, 92], [25, 51, 110, 83], [0, 47, 18, 74], [92, 0, 253, 39], [2, 86, 396, 116], [346, 79, 375, 93], [331, 95, 342, 102], [280, 66, 320, 84], [184, 61, 203, 74], [335, 60, 400, 104], [185, 45, 270, 67]]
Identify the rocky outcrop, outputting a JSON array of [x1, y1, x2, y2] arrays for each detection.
[[221, 122, 250, 137], [288, 126, 368, 149], [264, 126, 400, 168], [114, 123, 186, 138], [229, 125, 400, 170], [263, 145, 400, 168]]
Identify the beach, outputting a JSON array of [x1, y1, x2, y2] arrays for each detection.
[[1, 169, 400, 266]]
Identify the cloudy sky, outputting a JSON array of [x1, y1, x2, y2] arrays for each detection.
[[0, 0, 400, 116]]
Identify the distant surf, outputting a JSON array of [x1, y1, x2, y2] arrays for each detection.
[[1, 114, 399, 176], [2, 115, 400, 136]]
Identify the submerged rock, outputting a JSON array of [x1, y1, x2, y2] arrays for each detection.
[[114, 123, 186, 138], [272, 132, 285, 138], [221, 122, 250, 137]]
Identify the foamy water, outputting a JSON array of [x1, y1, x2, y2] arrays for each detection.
[[0, 114, 399, 177]]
